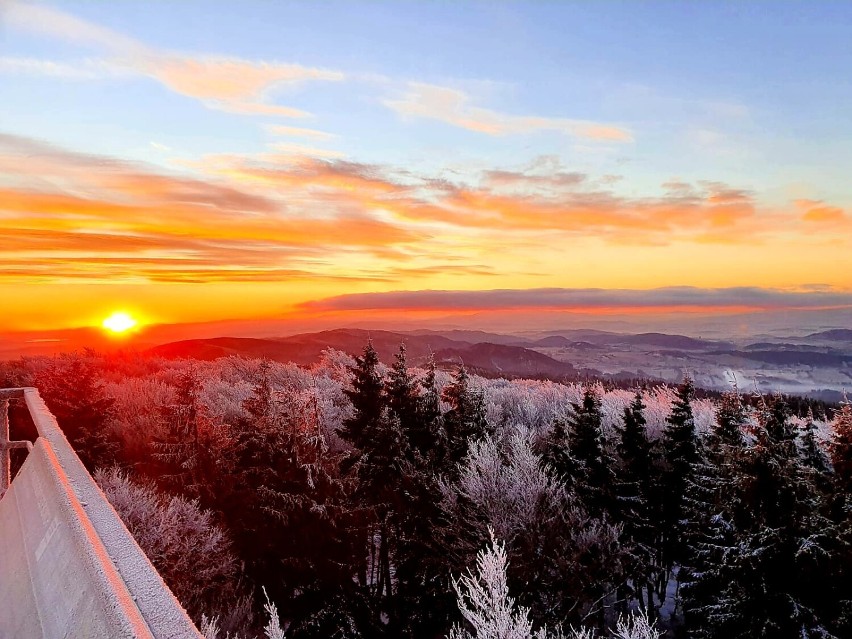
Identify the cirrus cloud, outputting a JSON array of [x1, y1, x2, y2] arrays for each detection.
[[1, 0, 343, 117], [384, 82, 633, 141]]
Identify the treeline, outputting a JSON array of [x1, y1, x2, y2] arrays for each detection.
[[1, 345, 851, 638]]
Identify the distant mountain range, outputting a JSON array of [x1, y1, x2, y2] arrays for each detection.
[[146, 326, 852, 398], [807, 329, 852, 342], [148, 329, 579, 379]]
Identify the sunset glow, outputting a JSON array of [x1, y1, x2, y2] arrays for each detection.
[[1, 1, 851, 338]]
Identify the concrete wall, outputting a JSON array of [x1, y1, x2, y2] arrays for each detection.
[[0, 389, 203, 639]]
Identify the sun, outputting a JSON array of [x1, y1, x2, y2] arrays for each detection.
[[102, 311, 138, 334]]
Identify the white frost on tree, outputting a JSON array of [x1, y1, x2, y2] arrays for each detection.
[[262, 587, 286, 639], [444, 430, 564, 542], [450, 531, 661, 639], [95, 467, 238, 620], [449, 529, 546, 639]]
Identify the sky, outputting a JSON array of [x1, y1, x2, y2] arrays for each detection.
[[1, 0, 851, 336]]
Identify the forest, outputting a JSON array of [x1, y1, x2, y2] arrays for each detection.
[[2, 343, 851, 639]]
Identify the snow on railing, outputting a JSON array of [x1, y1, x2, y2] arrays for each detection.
[[0, 387, 203, 639]]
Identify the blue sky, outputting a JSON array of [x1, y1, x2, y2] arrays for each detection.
[[1, 0, 851, 330], [5, 0, 852, 194]]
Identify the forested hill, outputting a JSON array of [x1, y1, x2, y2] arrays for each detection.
[[2, 345, 851, 639], [147, 329, 578, 378]]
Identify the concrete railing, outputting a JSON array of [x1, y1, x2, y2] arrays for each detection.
[[0, 388, 203, 639]]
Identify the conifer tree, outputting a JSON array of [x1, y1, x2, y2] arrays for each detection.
[[714, 389, 746, 449], [337, 341, 385, 471], [542, 417, 579, 488], [221, 373, 369, 638], [682, 386, 750, 630], [614, 390, 656, 610], [661, 376, 699, 567], [800, 408, 831, 475], [386, 344, 420, 443], [155, 366, 217, 501], [565, 386, 615, 519], [685, 394, 839, 638], [443, 366, 489, 468], [393, 352, 453, 637], [679, 431, 737, 637], [415, 351, 447, 462], [831, 402, 852, 494], [337, 342, 411, 625]]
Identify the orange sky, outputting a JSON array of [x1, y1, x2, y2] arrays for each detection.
[[2, 131, 851, 332], [3, 2, 852, 336]]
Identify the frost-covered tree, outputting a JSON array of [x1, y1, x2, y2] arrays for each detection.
[[96, 467, 239, 624], [449, 531, 543, 639], [441, 432, 624, 629], [799, 409, 831, 476], [714, 389, 746, 449], [831, 402, 852, 493], [35, 353, 118, 469], [449, 532, 660, 639]]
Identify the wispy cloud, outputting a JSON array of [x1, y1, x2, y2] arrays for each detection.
[[2, 130, 848, 289], [0, 133, 420, 284], [384, 82, 633, 141], [1, 0, 343, 116], [0, 56, 126, 79], [193, 145, 831, 247]]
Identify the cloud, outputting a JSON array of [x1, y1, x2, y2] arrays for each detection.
[[796, 199, 847, 224], [302, 286, 852, 312], [2, 131, 848, 289], [0, 56, 126, 79], [384, 82, 632, 141], [0, 133, 423, 284], [146, 56, 341, 102], [483, 168, 587, 190], [1, 0, 343, 116], [2, 0, 144, 52], [190, 146, 832, 247], [386, 177, 766, 243]]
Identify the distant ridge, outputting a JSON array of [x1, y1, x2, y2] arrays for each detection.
[[432, 342, 574, 377], [148, 329, 575, 377], [531, 330, 728, 350], [807, 329, 852, 341]]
